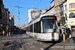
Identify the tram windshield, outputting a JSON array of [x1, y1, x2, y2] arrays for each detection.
[[69, 12, 75, 18], [42, 16, 58, 33]]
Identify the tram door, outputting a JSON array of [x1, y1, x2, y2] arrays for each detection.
[[71, 26, 75, 37]]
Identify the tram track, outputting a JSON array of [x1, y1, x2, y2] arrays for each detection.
[[20, 34, 27, 50], [2, 35, 26, 50], [12, 34, 27, 50]]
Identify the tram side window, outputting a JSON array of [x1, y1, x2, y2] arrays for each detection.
[[29, 26, 30, 32], [31, 25, 33, 32], [30, 25, 31, 32], [38, 22, 41, 33], [28, 27, 29, 32], [34, 23, 37, 33], [26, 27, 27, 31], [27, 26, 29, 32], [26, 27, 28, 32], [34, 22, 41, 33], [30, 25, 33, 32], [26, 26, 30, 32]]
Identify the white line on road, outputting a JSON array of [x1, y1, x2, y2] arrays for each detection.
[[40, 48, 44, 50], [30, 46, 35, 48]]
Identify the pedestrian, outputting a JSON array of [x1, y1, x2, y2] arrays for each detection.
[[8, 29, 11, 36], [67, 28, 71, 39], [2, 30, 5, 36], [65, 27, 68, 39], [72, 27, 75, 43]]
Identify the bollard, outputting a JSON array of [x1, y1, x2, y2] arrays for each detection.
[[62, 28, 65, 42], [7, 31, 8, 36], [63, 33, 65, 42]]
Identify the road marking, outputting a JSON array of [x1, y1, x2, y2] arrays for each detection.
[[40, 48, 44, 50], [44, 45, 46, 47], [30, 46, 35, 48]]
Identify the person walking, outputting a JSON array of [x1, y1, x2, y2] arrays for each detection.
[[2, 30, 5, 36], [67, 28, 71, 39], [72, 27, 75, 43], [65, 27, 68, 39]]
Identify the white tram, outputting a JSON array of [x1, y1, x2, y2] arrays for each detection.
[[26, 14, 61, 41]]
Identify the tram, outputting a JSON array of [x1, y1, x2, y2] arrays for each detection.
[[26, 14, 61, 41], [67, 9, 75, 30]]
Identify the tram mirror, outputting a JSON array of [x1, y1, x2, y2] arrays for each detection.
[[58, 22, 60, 26]]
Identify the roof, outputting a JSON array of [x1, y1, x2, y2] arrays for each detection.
[[45, 6, 54, 13], [51, 0, 54, 3], [28, 13, 56, 24], [9, 14, 14, 18]]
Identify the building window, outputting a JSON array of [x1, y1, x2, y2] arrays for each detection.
[[56, 10, 59, 13], [60, 12, 63, 16], [65, 5, 67, 10], [60, 4, 64, 16], [65, 14, 67, 20], [60, 4, 63, 12], [69, 3, 75, 9], [69, 12, 75, 18]]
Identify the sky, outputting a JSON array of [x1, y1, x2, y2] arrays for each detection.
[[3, 0, 52, 27]]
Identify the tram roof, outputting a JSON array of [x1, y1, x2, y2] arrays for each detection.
[[29, 13, 55, 23], [26, 13, 56, 27]]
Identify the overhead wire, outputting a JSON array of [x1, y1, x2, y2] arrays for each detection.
[[5, 5, 31, 9], [36, 0, 42, 8]]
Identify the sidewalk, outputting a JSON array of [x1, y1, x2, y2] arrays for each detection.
[[60, 38, 75, 46]]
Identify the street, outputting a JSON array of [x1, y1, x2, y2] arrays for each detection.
[[1, 0, 75, 50], [1, 31, 75, 50]]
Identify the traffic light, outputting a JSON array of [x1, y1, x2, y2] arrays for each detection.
[[61, 16, 66, 26]]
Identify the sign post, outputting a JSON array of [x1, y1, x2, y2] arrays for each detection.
[[60, 16, 66, 42]]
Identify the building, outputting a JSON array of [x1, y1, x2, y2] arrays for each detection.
[[55, 0, 67, 21], [0, 0, 7, 30], [28, 9, 45, 22], [9, 14, 14, 32], [44, 0, 67, 21], [54, 0, 75, 29], [63, 1, 67, 24], [55, 6, 60, 21], [0, 0, 3, 26], [66, 0, 75, 29], [0, 0, 15, 36], [45, 0, 55, 14]]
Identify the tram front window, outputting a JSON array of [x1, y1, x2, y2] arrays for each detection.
[[42, 19, 57, 33], [69, 13, 75, 18]]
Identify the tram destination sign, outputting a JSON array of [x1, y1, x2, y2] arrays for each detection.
[[42, 17, 55, 20]]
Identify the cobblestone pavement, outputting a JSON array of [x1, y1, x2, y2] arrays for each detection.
[[1, 32, 75, 50]]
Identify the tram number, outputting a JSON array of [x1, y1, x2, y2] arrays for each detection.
[[52, 33, 54, 37]]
